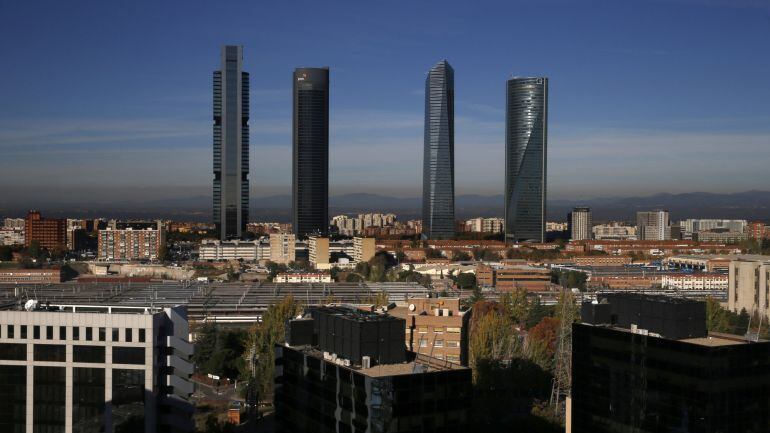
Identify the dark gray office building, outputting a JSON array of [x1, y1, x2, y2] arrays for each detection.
[[213, 45, 249, 240], [505, 77, 547, 243], [422, 60, 455, 240], [293, 68, 329, 238]]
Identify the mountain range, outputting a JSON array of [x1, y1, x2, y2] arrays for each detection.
[[2, 191, 770, 222]]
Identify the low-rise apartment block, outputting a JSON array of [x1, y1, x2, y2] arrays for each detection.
[[661, 273, 728, 291], [0, 268, 63, 284], [274, 272, 332, 283], [199, 239, 268, 261]]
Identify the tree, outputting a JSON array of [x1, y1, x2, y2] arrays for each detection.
[[500, 288, 532, 326], [705, 297, 730, 332], [453, 250, 472, 261], [527, 317, 560, 370], [245, 296, 302, 396], [0, 245, 13, 261], [157, 244, 169, 262], [425, 248, 444, 259], [455, 272, 476, 290], [469, 301, 519, 372], [27, 240, 43, 260]]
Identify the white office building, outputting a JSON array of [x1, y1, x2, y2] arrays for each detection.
[[0, 304, 194, 432]]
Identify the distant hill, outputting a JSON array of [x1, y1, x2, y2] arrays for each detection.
[[3, 191, 770, 223]]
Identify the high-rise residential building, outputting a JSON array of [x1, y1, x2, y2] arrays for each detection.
[[24, 210, 67, 251], [269, 233, 296, 264], [307, 236, 330, 268], [97, 221, 164, 262], [636, 210, 670, 240], [728, 256, 770, 320], [422, 60, 455, 240], [505, 77, 548, 243], [0, 305, 194, 433], [569, 207, 593, 241], [213, 45, 249, 241], [292, 67, 329, 238], [573, 294, 770, 432], [352, 237, 376, 263]]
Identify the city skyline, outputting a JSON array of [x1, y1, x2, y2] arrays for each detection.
[[2, 1, 770, 206]]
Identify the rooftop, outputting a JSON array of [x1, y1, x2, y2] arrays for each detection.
[[295, 346, 466, 377]]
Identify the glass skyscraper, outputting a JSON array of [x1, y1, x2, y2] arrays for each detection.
[[293, 67, 329, 238], [422, 60, 455, 240], [505, 77, 547, 243], [213, 45, 249, 240]]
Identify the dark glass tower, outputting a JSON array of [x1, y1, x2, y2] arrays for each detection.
[[213, 45, 249, 240], [293, 67, 329, 238], [422, 60, 455, 240], [505, 77, 547, 243]]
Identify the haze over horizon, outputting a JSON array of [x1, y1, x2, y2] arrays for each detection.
[[2, 0, 770, 206]]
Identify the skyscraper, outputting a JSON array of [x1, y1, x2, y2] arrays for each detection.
[[213, 45, 249, 241], [422, 60, 455, 240], [505, 77, 548, 243], [569, 206, 593, 241], [293, 67, 329, 238]]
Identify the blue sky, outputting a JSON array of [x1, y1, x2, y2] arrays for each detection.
[[1, 0, 769, 203]]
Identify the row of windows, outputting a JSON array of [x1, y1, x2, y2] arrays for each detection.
[[0, 342, 145, 365], [412, 326, 461, 334], [415, 339, 460, 349], [0, 325, 145, 343]]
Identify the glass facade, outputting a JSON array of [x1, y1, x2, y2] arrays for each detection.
[[292, 67, 329, 238], [72, 368, 105, 433], [73, 345, 105, 363], [34, 366, 66, 433], [572, 323, 770, 432], [0, 365, 26, 433], [275, 346, 472, 433], [422, 60, 455, 240], [33, 344, 66, 362], [112, 369, 146, 433], [213, 45, 249, 240], [505, 77, 547, 243], [113, 347, 145, 365]]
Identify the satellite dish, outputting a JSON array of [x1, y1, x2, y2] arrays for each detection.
[[408, 304, 415, 311]]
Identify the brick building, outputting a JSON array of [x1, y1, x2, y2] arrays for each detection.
[[388, 297, 468, 365], [24, 211, 66, 251], [476, 263, 552, 291]]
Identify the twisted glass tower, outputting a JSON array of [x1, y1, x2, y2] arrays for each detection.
[[505, 77, 547, 243], [422, 60, 455, 240], [293, 67, 329, 238], [213, 45, 249, 240]]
